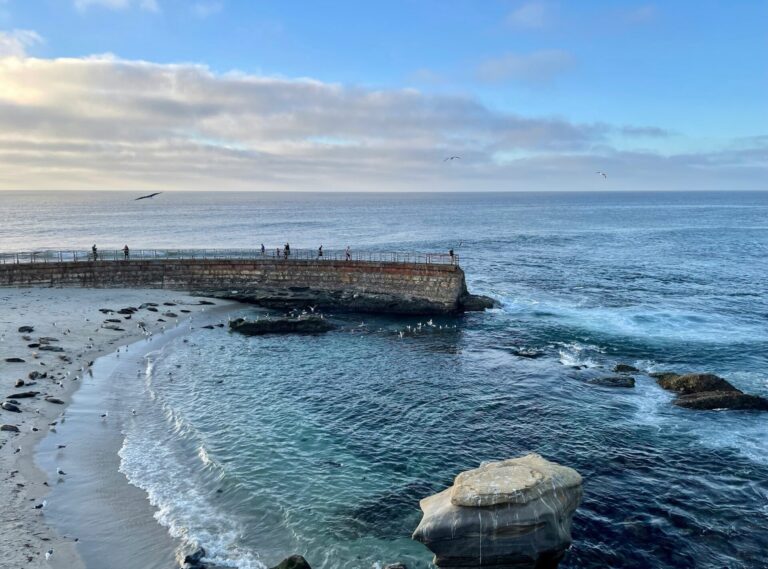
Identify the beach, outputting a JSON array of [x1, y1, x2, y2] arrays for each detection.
[[0, 287, 239, 569]]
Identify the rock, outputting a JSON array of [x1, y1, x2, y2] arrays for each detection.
[[1, 424, 20, 432], [512, 348, 545, 359], [2, 402, 21, 413], [5, 358, 25, 363], [648, 371, 680, 382], [674, 391, 768, 411], [38, 345, 64, 352], [45, 397, 65, 405], [459, 294, 496, 312], [183, 547, 206, 565], [270, 555, 312, 569], [18, 326, 34, 333], [14, 379, 25, 388], [7, 392, 39, 399], [656, 373, 738, 394], [588, 376, 635, 388], [613, 364, 639, 373], [412, 453, 582, 569], [229, 316, 336, 336]]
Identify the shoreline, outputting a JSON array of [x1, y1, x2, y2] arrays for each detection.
[[0, 288, 241, 569]]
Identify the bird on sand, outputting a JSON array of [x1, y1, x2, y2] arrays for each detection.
[[596, 171, 607, 179], [134, 192, 162, 201], [443, 156, 461, 162], [45, 549, 53, 560], [34, 500, 47, 509]]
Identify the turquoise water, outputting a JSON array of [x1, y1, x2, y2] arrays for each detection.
[[9, 191, 768, 568]]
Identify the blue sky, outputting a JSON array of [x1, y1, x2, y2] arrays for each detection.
[[0, 0, 766, 190]]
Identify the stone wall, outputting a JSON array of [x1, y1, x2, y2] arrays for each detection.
[[0, 259, 484, 314]]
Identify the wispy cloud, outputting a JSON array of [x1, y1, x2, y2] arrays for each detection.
[[192, 1, 223, 18], [477, 49, 575, 85], [74, 0, 159, 13], [0, 29, 42, 58], [0, 54, 761, 191], [505, 1, 551, 30]]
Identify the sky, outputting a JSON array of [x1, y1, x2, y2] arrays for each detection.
[[0, 0, 766, 191]]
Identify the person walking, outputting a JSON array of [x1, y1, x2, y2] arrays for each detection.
[[92, 244, 98, 261], [260, 243, 265, 256], [123, 244, 130, 260], [317, 245, 323, 260], [284, 243, 291, 258], [345, 245, 351, 261], [449, 248, 454, 264]]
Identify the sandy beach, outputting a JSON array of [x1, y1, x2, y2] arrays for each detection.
[[0, 288, 238, 569]]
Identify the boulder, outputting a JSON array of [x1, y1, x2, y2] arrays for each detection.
[[183, 547, 206, 567], [270, 555, 312, 569], [588, 376, 635, 388], [613, 364, 639, 373], [655, 373, 738, 394], [674, 391, 768, 411], [412, 453, 582, 568], [229, 316, 336, 336], [1, 424, 20, 432], [459, 294, 496, 312], [18, 326, 35, 333]]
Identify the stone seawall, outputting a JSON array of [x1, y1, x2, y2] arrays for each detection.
[[0, 259, 493, 314]]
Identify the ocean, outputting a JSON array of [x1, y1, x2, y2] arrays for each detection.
[[6, 190, 768, 568]]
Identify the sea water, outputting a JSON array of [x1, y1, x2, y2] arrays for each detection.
[[8, 190, 768, 568]]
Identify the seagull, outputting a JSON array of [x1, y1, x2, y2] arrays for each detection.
[[45, 549, 53, 560], [100, 412, 108, 420], [444, 156, 461, 162], [134, 192, 162, 201], [34, 500, 47, 509], [596, 171, 607, 179]]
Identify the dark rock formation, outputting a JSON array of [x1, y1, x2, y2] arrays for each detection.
[[229, 316, 336, 336], [613, 364, 639, 373], [270, 555, 312, 569], [588, 376, 636, 388], [413, 453, 582, 568], [675, 391, 768, 411], [655, 373, 738, 394], [458, 293, 496, 312]]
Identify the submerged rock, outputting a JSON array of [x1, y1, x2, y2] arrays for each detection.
[[412, 453, 582, 568], [655, 372, 738, 394], [613, 364, 639, 373], [674, 391, 768, 411], [270, 555, 312, 569], [588, 376, 636, 388], [229, 316, 336, 336]]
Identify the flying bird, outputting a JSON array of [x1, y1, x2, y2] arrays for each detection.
[[444, 156, 462, 162], [596, 171, 607, 179], [134, 192, 162, 201]]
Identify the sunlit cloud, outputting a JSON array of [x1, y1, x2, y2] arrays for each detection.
[[0, 29, 42, 58]]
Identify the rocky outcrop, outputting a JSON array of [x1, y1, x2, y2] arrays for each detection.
[[588, 376, 635, 388], [270, 555, 312, 569], [613, 364, 639, 373], [412, 453, 582, 568], [654, 372, 768, 411], [229, 316, 336, 336], [654, 373, 738, 394]]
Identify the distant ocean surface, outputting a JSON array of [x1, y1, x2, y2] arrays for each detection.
[[5, 190, 768, 568]]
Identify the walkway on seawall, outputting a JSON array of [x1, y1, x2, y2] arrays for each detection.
[[0, 249, 492, 315]]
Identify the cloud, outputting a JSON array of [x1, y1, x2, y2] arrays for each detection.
[[0, 54, 762, 191], [505, 1, 551, 29], [192, 1, 223, 18], [74, 0, 159, 12], [477, 50, 575, 85], [0, 29, 42, 58]]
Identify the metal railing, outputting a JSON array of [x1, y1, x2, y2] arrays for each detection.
[[0, 248, 459, 266]]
